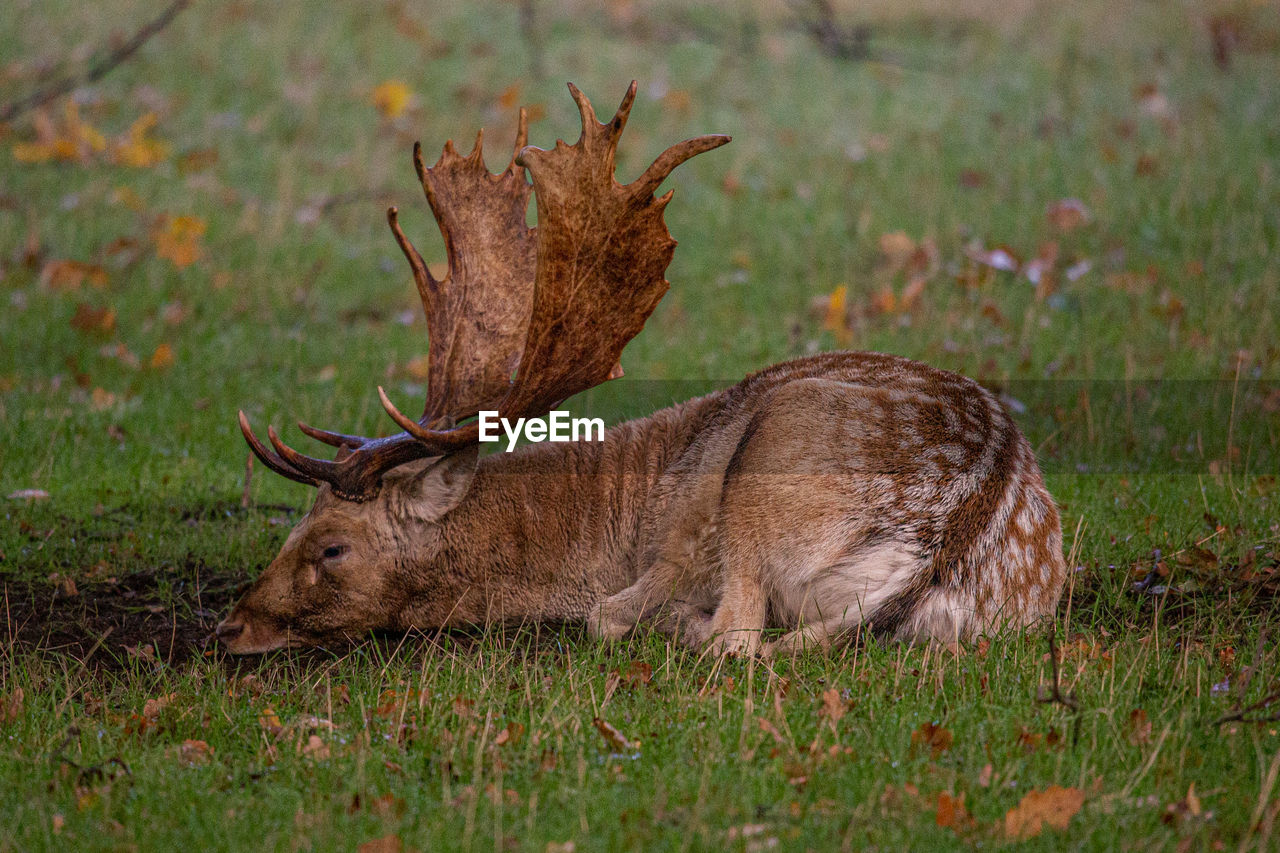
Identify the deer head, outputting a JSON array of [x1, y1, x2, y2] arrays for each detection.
[[216, 82, 728, 653]]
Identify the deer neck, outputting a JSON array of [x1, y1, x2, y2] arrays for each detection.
[[396, 393, 721, 629]]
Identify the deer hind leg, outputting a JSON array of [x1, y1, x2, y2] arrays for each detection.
[[587, 556, 712, 641]]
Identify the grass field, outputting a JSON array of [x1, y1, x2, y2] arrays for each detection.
[[2, 0, 1279, 849]]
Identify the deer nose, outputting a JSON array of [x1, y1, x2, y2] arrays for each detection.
[[215, 619, 245, 643]]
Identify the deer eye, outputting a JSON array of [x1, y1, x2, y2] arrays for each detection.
[[320, 544, 348, 560]]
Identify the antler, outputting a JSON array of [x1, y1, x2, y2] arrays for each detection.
[[240, 82, 729, 501]]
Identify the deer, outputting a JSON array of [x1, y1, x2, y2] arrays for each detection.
[[216, 82, 1067, 657]]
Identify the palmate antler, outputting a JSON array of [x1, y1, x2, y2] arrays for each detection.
[[239, 82, 729, 502]]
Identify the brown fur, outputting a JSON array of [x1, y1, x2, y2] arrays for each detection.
[[217, 352, 1066, 655]]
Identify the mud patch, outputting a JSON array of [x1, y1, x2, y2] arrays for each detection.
[[4, 566, 245, 668]]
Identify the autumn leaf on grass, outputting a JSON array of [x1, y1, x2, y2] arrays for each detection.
[[70, 303, 117, 336], [493, 722, 524, 747], [1004, 785, 1084, 839], [593, 717, 639, 752], [818, 688, 849, 726], [12, 102, 107, 164], [299, 734, 331, 760], [1126, 709, 1152, 745], [935, 792, 974, 833], [112, 113, 171, 167], [41, 260, 108, 291], [910, 721, 953, 759], [814, 284, 852, 345], [142, 692, 176, 721], [149, 343, 175, 370], [1046, 198, 1090, 232], [153, 215, 206, 268], [1, 688, 23, 723], [371, 80, 413, 119], [258, 706, 283, 736], [176, 739, 212, 766], [358, 835, 402, 853]]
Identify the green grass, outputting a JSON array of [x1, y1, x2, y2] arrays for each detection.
[[2, 0, 1279, 849]]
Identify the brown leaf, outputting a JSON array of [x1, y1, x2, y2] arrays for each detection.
[[178, 739, 212, 765], [493, 722, 524, 747], [141, 692, 175, 721], [1046, 198, 1090, 232], [152, 215, 206, 269], [819, 688, 847, 725], [299, 734, 330, 760], [935, 791, 973, 832], [1162, 783, 1203, 825], [149, 343, 175, 370], [592, 717, 639, 752], [1126, 709, 1152, 745], [358, 836, 402, 853], [257, 706, 283, 735], [2, 687, 24, 723], [910, 721, 953, 758], [879, 231, 917, 271], [41, 259, 108, 291], [70, 303, 116, 336], [977, 763, 994, 787], [1004, 785, 1084, 839]]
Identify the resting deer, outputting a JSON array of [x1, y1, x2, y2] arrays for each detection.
[[216, 82, 1067, 656]]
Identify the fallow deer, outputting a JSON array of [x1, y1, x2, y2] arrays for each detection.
[[217, 82, 1066, 656]]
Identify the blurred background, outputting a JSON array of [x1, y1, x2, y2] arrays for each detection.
[[1, 0, 1278, 510]]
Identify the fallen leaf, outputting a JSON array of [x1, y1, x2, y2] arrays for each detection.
[[911, 721, 953, 758], [878, 231, 917, 271], [149, 343, 175, 370], [935, 791, 973, 832], [592, 717, 639, 752], [52, 814, 65, 835], [300, 734, 330, 760], [1126, 709, 1152, 745], [819, 688, 847, 725], [1046, 198, 1090, 232], [258, 706, 283, 735], [358, 835, 402, 853], [1004, 785, 1084, 839], [1162, 783, 1204, 825], [494, 722, 524, 747], [977, 763, 994, 787], [70, 303, 116, 335], [371, 80, 412, 119], [111, 112, 171, 167], [2, 687, 24, 723], [178, 739, 213, 765], [153, 215, 206, 269], [142, 692, 175, 720], [41, 259, 108, 291]]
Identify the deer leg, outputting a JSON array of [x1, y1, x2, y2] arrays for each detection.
[[586, 557, 692, 640], [706, 569, 768, 657]]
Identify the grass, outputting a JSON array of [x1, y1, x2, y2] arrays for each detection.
[[2, 0, 1279, 849]]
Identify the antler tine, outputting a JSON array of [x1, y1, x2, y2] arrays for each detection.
[[387, 206, 435, 306], [238, 411, 320, 488], [377, 386, 481, 451], [632, 134, 732, 200], [505, 107, 529, 175], [296, 420, 370, 450], [267, 423, 343, 482]]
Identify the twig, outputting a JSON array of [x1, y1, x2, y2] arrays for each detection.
[[0, 0, 193, 124], [1037, 631, 1080, 711], [1212, 690, 1280, 726]]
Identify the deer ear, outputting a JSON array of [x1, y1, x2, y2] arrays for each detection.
[[396, 444, 478, 522]]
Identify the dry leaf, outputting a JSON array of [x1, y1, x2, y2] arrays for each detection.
[[153, 215, 206, 269], [142, 692, 175, 721], [879, 231, 917, 270], [371, 80, 412, 119], [52, 814, 65, 835], [1004, 785, 1084, 839], [258, 706, 283, 735], [111, 112, 171, 167], [819, 688, 847, 725], [178, 739, 212, 765], [977, 763, 994, 787], [1126, 709, 1152, 745], [494, 722, 525, 747], [70, 303, 116, 335], [2, 688, 24, 723], [592, 717, 639, 752], [149, 343, 175, 370], [300, 734, 331, 760], [910, 721, 953, 758], [1162, 783, 1203, 825], [935, 791, 973, 832], [41, 259, 108, 291], [1046, 198, 1090, 232], [358, 835, 402, 853]]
